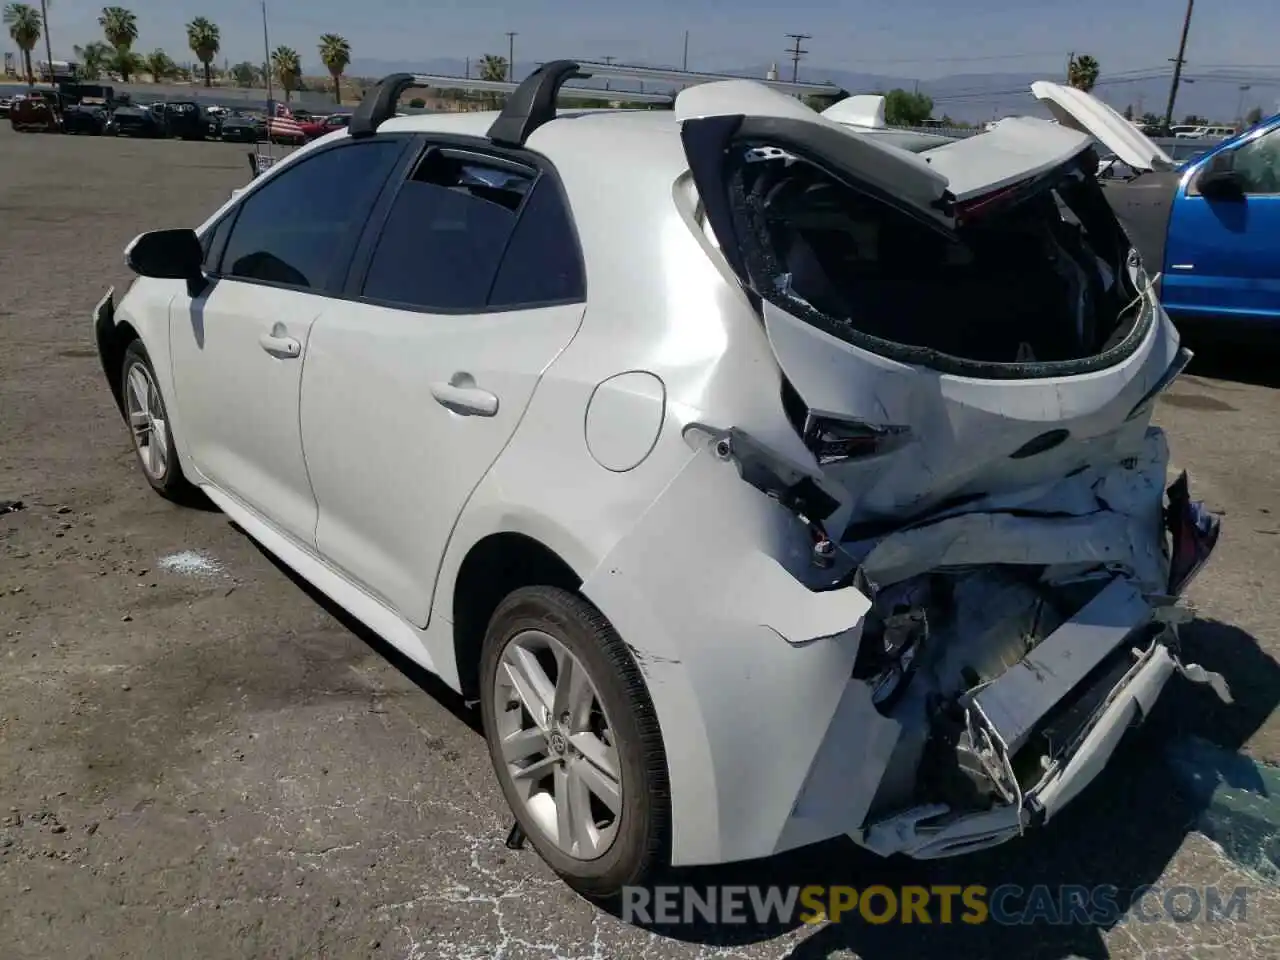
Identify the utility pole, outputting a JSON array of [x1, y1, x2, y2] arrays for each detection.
[[505, 31, 517, 81], [785, 33, 810, 83], [682, 30, 689, 71], [1237, 84, 1251, 128], [39, 0, 52, 84], [601, 55, 613, 90], [465, 56, 470, 79], [1162, 0, 1194, 134]]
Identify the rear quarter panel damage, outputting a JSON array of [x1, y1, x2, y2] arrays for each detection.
[[581, 445, 873, 866]]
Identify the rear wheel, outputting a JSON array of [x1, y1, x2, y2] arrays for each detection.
[[479, 586, 671, 900], [120, 341, 193, 501]]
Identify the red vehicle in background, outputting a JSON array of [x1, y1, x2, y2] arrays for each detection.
[[9, 91, 64, 132], [297, 113, 352, 140]]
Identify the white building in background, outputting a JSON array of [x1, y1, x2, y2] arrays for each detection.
[[37, 59, 79, 80], [766, 63, 779, 81]]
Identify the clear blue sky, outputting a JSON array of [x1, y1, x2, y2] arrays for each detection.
[[14, 0, 1276, 79]]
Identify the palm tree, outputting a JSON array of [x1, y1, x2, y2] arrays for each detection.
[[186, 16, 219, 88], [478, 53, 507, 82], [143, 48, 173, 82], [74, 40, 111, 79], [318, 33, 349, 105], [3, 2, 40, 84], [1067, 54, 1100, 93], [271, 45, 300, 102], [229, 60, 257, 88], [98, 5, 138, 80]]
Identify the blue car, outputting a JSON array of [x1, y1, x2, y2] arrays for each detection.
[[1157, 118, 1280, 332], [1033, 82, 1280, 336]]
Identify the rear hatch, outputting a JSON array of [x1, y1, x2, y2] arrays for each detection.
[[676, 80, 1185, 521], [674, 83, 1218, 851], [1030, 80, 1176, 174]]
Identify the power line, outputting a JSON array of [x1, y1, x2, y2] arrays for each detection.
[[845, 49, 1069, 65], [930, 70, 1177, 102], [784, 33, 810, 83]]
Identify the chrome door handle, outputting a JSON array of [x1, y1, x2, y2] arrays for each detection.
[[258, 330, 301, 358], [430, 374, 499, 417]]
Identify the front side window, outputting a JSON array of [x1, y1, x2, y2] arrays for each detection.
[[219, 139, 404, 290], [1231, 128, 1280, 195], [201, 214, 234, 273]]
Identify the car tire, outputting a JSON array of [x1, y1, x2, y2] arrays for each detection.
[[479, 586, 671, 901], [120, 341, 193, 502]]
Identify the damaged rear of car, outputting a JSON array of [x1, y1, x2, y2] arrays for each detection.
[[646, 82, 1226, 859]]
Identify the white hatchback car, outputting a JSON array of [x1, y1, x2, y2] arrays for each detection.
[[94, 62, 1227, 899]]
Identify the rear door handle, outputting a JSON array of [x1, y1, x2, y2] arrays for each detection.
[[430, 374, 499, 417], [258, 323, 301, 359]]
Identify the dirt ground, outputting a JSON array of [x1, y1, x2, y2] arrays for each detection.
[[1, 124, 1279, 960]]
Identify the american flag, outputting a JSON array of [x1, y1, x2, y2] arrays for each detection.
[[266, 100, 304, 140]]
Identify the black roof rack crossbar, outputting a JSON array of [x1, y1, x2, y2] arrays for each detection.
[[349, 72, 417, 138], [486, 60, 587, 147], [348, 58, 845, 144]]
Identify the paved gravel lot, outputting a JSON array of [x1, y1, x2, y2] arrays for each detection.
[[1, 124, 1279, 960]]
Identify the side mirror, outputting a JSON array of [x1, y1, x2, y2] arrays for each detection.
[[124, 228, 205, 284], [1197, 151, 1246, 201]]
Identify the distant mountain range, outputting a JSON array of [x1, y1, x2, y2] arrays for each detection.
[[330, 57, 1280, 125]]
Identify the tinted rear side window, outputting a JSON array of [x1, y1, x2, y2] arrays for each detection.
[[488, 177, 584, 307], [361, 152, 532, 311], [220, 139, 404, 290]]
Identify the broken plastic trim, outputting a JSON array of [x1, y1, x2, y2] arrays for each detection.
[[687, 425, 842, 523], [802, 414, 913, 466]]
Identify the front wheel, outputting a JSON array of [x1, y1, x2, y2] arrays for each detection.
[[120, 341, 194, 501], [480, 586, 671, 901]]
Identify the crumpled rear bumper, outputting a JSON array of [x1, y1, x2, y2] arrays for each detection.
[[580, 423, 1225, 868], [857, 619, 1229, 859]]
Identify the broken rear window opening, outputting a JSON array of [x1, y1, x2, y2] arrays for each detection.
[[727, 141, 1154, 380]]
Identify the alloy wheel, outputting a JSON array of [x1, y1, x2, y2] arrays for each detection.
[[493, 629, 624, 860], [124, 362, 169, 481]]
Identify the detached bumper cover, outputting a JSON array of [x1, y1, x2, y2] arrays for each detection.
[[860, 623, 1230, 859]]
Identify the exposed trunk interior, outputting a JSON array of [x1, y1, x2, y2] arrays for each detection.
[[727, 141, 1146, 372]]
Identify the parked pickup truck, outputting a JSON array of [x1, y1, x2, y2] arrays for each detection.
[[1034, 82, 1280, 336]]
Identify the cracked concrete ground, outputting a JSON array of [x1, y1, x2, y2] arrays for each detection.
[[1, 124, 1279, 960]]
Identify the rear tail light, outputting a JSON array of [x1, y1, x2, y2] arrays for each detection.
[[802, 414, 913, 465], [1165, 471, 1221, 595]]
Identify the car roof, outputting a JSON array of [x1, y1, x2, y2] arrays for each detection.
[[377, 106, 677, 137], [375, 108, 687, 177]]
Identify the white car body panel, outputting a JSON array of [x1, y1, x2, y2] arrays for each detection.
[[100, 84, 1226, 873], [169, 281, 324, 547], [918, 116, 1092, 201], [300, 299, 586, 627], [1031, 80, 1176, 173], [761, 282, 1180, 520], [820, 94, 887, 129]]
